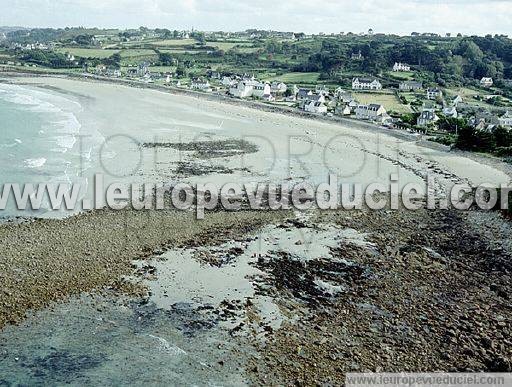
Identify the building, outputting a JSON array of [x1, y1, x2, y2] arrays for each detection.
[[106, 68, 121, 77], [315, 85, 330, 96], [335, 104, 352, 116], [222, 76, 237, 87], [471, 111, 500, 131], [480, 77, 494, 88], [443, 106, 458, 118], [351, 51, 363, 60], [378, 113, 394, 126], [427, 88, 443, 100], [355, 104, 387, 120], [417, 109, 440, 127], [137, 62, 150, 77], [393, 62, 411, 72], [229, 80, 256, 98], [305, 94, 326, 104], [334, 87, 352, 101], [270, 82, 287, 94], [352, 78, 382, 90], [399, 81, 423, 92], [305, 101, 327, 114], [95, 64, 107, 75], [453, 95, 463, 106], [499, 111, 512, 127], [191, 79, 212, 92], [253, 82, 271, 98], [297, 88, 313, 100]]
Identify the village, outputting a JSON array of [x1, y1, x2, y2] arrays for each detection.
[[86, 59, 512, 137], [2, 27, 512, 152]]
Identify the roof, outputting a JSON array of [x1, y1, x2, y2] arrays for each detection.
[[368, 104, 384, 110], [298, 88, 312, 97], [306, 94, 324, 102], [354, 77, 379, 84], [419, 110, 438, 120]]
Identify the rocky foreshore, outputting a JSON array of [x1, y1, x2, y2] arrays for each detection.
[[0, 208, 285, 329]]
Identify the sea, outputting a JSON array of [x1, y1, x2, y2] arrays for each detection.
[[0, 82, 97, 220]]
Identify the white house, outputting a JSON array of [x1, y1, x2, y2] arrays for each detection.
[[499, 111, 512, 127], [315, 85, 330, 96], [334, 87, 353, 102], [305, 101, 327, 114], [106, 68, 121, 77], [351, 51, 363, 60], [453, 95, 463, 106], [230, 80, 257, 98], [191, 79, 212, 92], [427, 88, 443, 100], [262, 94, 275, 102], [222, 76, 237, 87], [252, 82, 271, 98], [417, 109, 440, 127], [393, 62, 411, 72], [270, 82, 288, 94], [480, 77, 494, 88], [443, 106, 458, 118], [335, 105, 352, 116], [355, 104, 387, 120], [95, 64, 107, 75], [352, 78, 382, 90]]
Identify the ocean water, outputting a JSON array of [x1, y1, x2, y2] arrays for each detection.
[[0, 83, 94, 220]]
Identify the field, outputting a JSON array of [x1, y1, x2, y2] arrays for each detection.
[[207, 41, 254, 51], [55, 48, 119, 59], [354, 91, 413, 113], [267, 72, 321, 84], [386, 71, 415, 81], [119, 49, 158, 65], [445, 87, 512, 108], [150, 39, 196, 47]]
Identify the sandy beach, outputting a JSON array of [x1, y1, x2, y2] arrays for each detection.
[[0, 75, 511, 384]]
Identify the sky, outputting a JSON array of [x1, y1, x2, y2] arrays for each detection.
[[1, 0, 511, 36]]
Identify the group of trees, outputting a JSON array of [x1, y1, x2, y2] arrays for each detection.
[[280, 35, 512, 85], [456, 125, 512, 156], [19, 50, 77, 68]]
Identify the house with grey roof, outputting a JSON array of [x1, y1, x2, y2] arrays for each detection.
[[355, 104, 387, 120], [417, 109, 440, 127], [399, 81, 423, 92]]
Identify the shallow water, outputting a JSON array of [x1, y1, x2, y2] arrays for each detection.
[[0, 83, 103, 220], [0, 294, 249, 386]]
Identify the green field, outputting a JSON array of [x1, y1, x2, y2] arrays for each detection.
[[354, 92, 413, 113], [56, 48, 119, 58], [269, 72, 321, 84], [207, 41, 254, 51], [387, 71, 415, 81], [151, 39, 196, 47]]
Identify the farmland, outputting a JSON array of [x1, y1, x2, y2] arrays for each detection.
[[354, 91, 413, 114]]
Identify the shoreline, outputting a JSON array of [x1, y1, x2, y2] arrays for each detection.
[[2, 69, 511, 183]]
